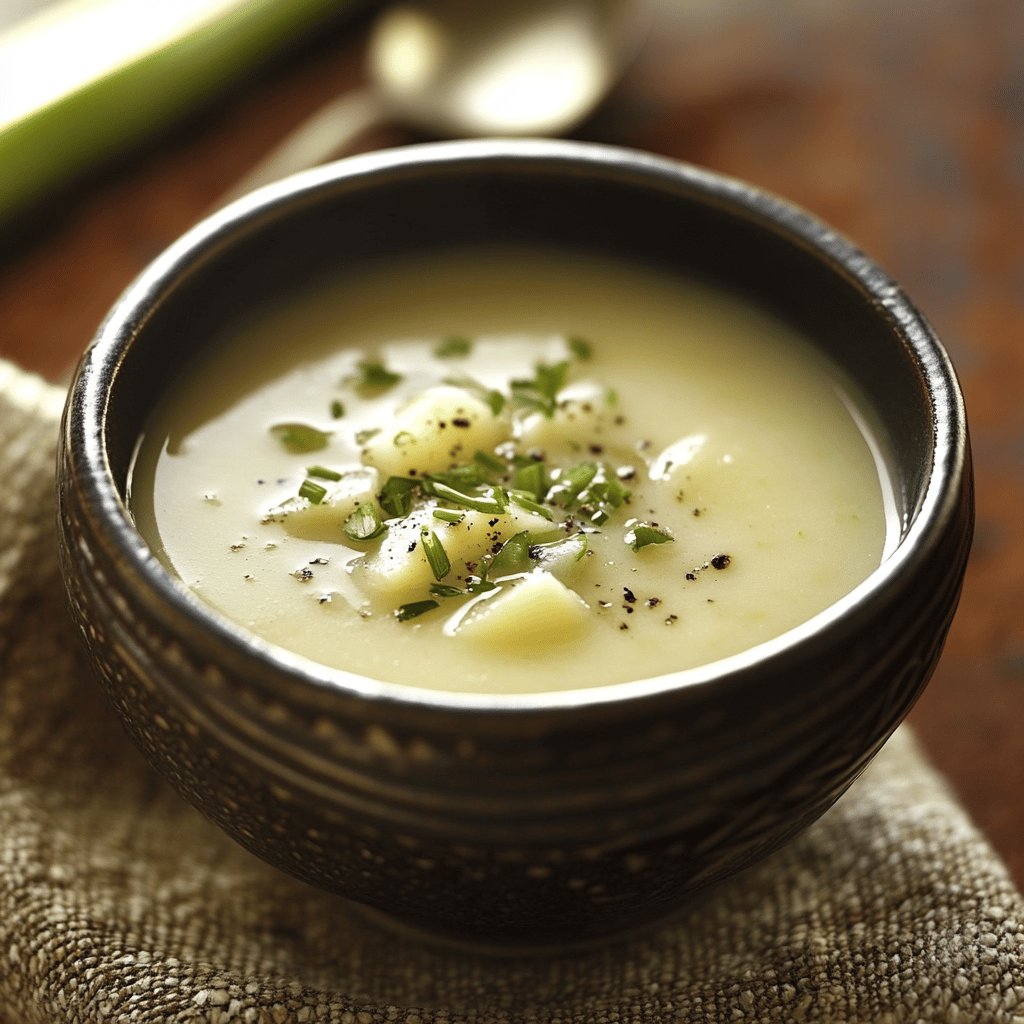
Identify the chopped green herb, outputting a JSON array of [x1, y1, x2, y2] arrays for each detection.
[[355, 427, 381, 446], [379, 477, 420, 518], [270, 422, 331, 453], [580, 475, 630, 525], [431, 482, 507, 515], [594, 475, 629, 505], [508, 490, 554, 520], [626, 523, 675, 551], [511, 360, 569, 418], [536, 361, 569, 398], [489, 531, 531, 578], [535, 462, 630, 524], [395, 600, 439, 622], [432, 509, 465, 524], [344, 503, 387, 542], [529, 532, 590, 569], [465, 576, 498, 594], [306, 465, 343, 481], [353, 359, 402, 396], [435, 335, 472, 358], [393, 430, 415, 447], [420, 527, 451, 580], [330, 400, 345, 419], [298, 479, 328, 504], [549, 461, 598, 507], [427, 463, 487, 490], [568, 336, 592, 361], [429, 583, 465, 598], [513, 460, 546, 499], [473, 449, 507, 476]]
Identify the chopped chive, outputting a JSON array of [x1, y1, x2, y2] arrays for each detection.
[[592, 476, 629, 507], [298, 479, 328, 504], [549, 462, 598, 507], [485, 389, 506, 415], [474, 449, 507, 476], [354, 360, 402, 396], [330, 400, 345, 419], [379, 477, 420, 518], [355, 427, 381, 446], [568, 336, 592, 361], [508, 490, 554, 520], [627, 524, 675, 551], [427, 463, 487, 490], [528, 532, 590, 569], [432, 509, 465, 524], [510, 384, 541, 411], [420, 527, 451, 580], [306, 465, 343, 481], [344, 502, 387, 541], [270, 422, 331, 454], [580, 475, 630, 524], [536, 361, 569, 399], [513, 460, 546, 499], [435, 335, 472, 358], [510, 360, 569, 418], [465, 576, 498, 594], [429, 583, 465, 598], [394, 430, 415, 447], [431, 481, 506, 515], [489, 531, 531, 578], [395, 600, 439, 622]]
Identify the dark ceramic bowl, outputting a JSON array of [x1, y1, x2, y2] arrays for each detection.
[[57, 140, 972, 947]]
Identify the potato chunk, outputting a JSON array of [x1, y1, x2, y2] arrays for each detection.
[[451, 570, 590, 650], [516, 381, 624, 457], [361, 386, 506, 479], [262, 468, 378, 543]]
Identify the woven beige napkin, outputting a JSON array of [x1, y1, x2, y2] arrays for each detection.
[[1, 359, 1022, 1024]]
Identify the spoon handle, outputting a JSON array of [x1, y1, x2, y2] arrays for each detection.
[[220, 87, 387, 204]]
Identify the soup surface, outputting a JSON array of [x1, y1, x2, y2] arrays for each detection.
[[130, 249, 893, 693]]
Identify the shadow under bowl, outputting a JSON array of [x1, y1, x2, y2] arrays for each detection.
[[57, 139, 973, 947]]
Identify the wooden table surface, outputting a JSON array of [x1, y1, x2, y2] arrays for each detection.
[[1, 0, 1021, 890]]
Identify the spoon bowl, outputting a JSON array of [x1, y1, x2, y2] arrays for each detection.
[[226, 0, 645, 199], [370, 0, 642, 137]]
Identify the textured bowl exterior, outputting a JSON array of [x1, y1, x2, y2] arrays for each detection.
[[56, 140, 973, 945]]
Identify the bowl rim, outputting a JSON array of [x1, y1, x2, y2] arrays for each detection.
[[64, 137, 970, 714]]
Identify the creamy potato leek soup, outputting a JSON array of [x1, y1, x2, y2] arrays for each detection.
[[129, 248, 894, 694]]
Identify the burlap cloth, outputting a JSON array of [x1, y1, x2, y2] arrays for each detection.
[[1, 359, 1022, 1024]]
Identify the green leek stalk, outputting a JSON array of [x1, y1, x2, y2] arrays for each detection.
[[0, 0, 353, 223]]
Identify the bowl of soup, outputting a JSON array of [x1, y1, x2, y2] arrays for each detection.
[[57, 139, 972, 946]]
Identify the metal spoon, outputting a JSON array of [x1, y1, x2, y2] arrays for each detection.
[[226, 0, 646, 200]]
